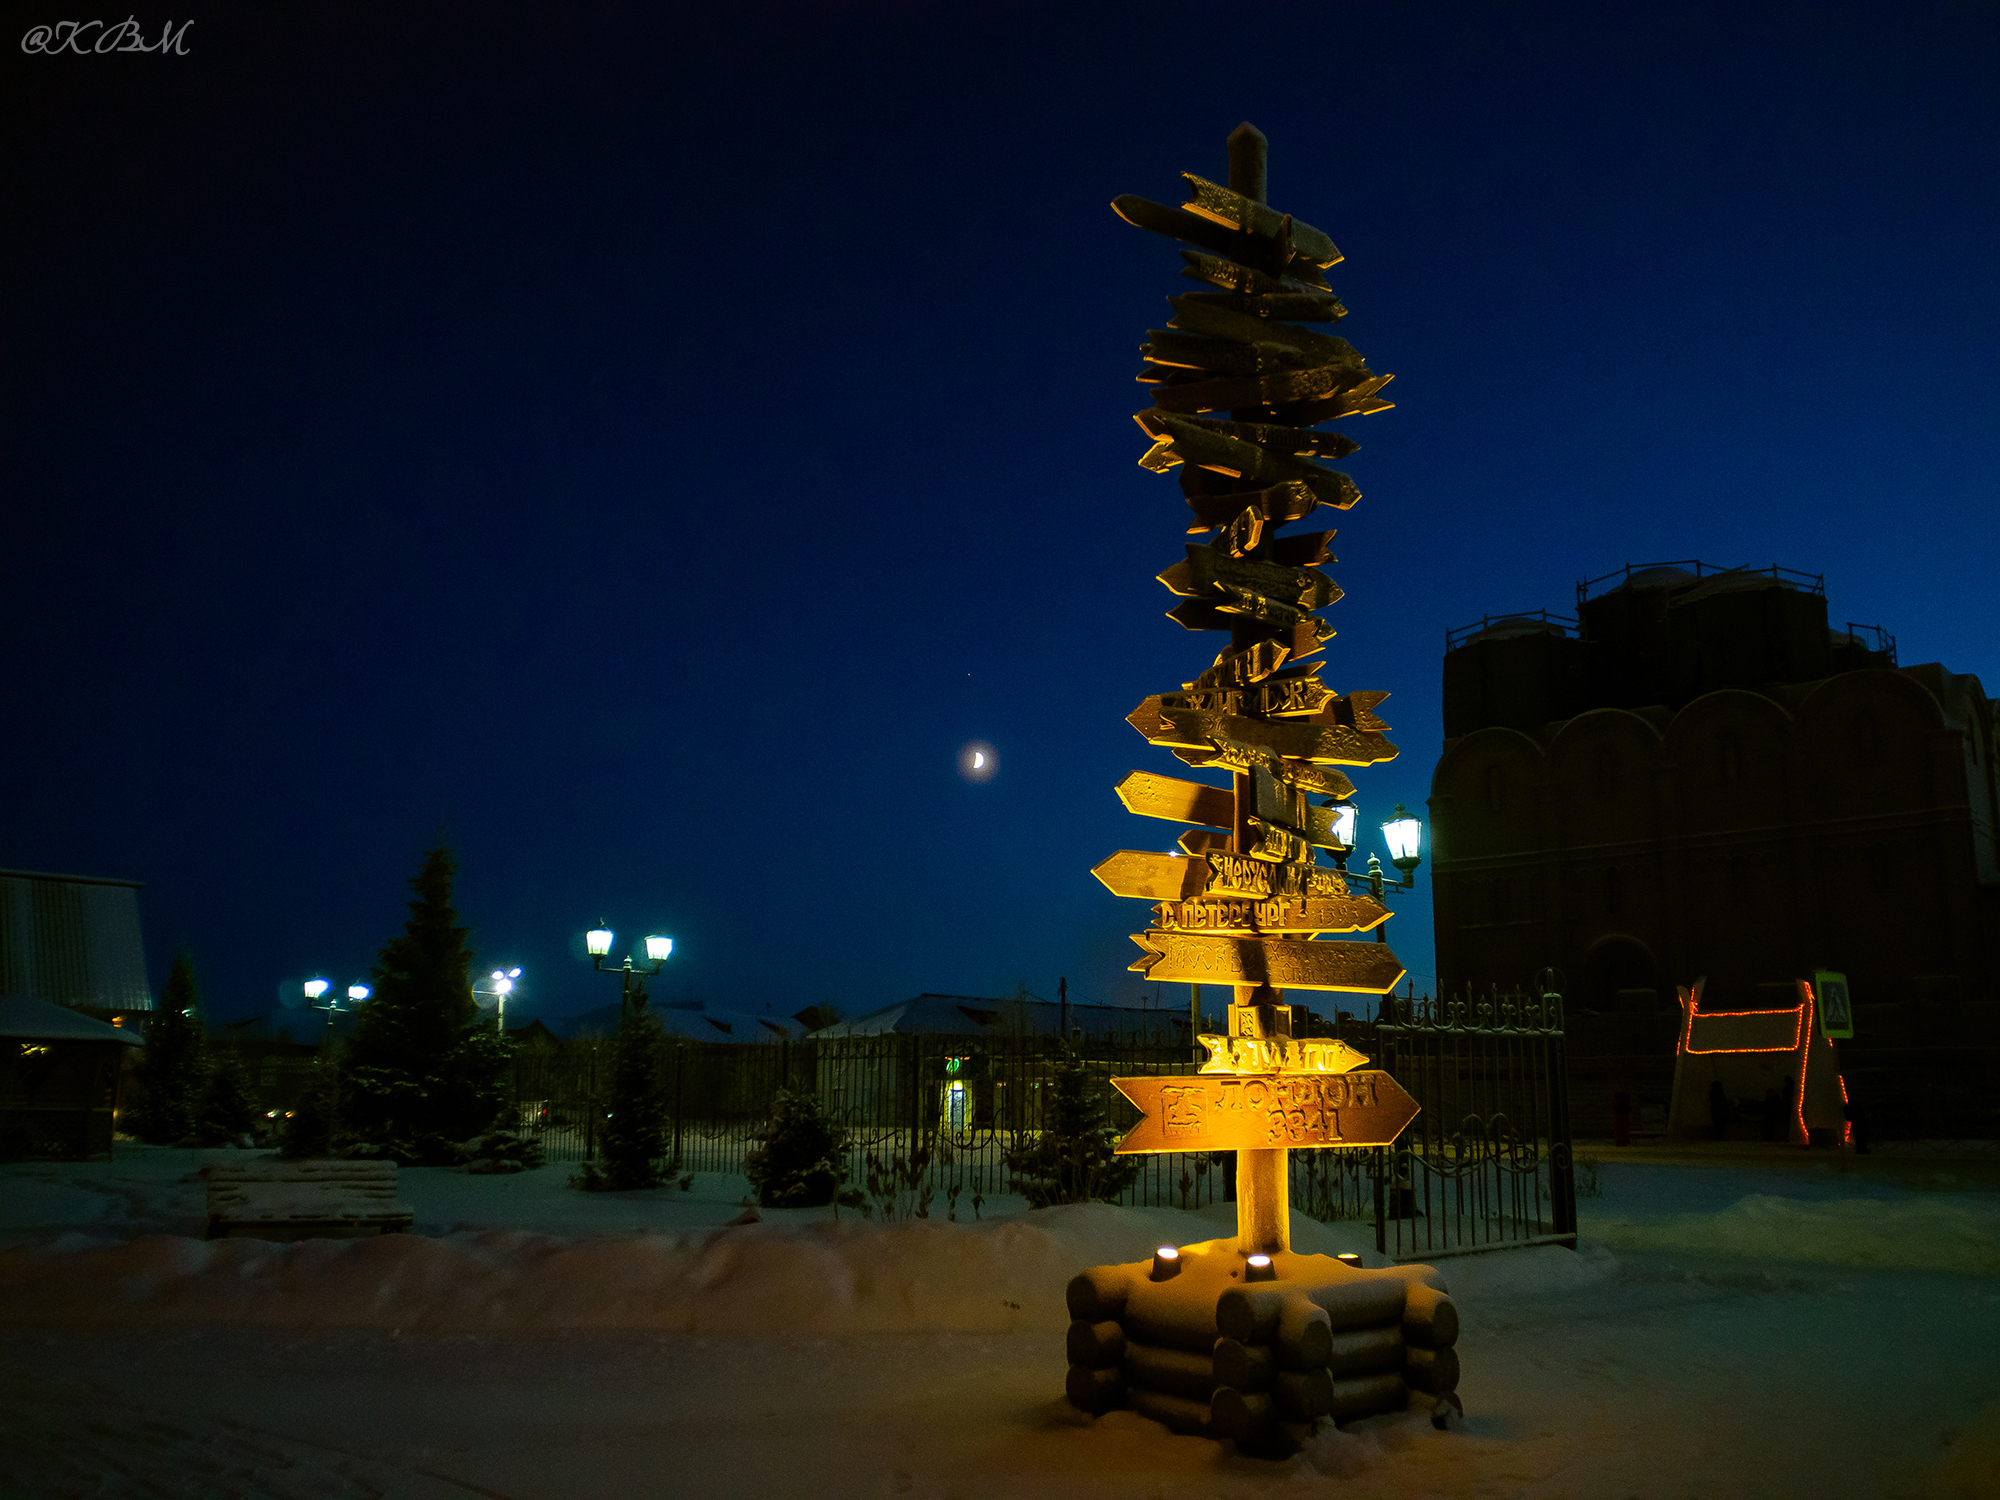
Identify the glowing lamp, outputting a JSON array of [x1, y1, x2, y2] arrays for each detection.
[[1382, 804, 1422, 875], [347, 984, 370, 1002], [645, 935, 673, 963], [303, 979, 330, 1000], [491, 974, 514, 996], [1150, 1245, 1182, 1281], [1326, 801, 1358, 849], [586, 928, 614, 958], [1244, 1252, 1276, 1282]]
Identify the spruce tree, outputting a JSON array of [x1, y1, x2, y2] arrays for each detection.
[[341, 844, 509, 1163], [594, 984, 668, 1190], [127, 949, 207, 1145], [744, 1088, 850, 1207], [192, 1044, 258, 1146], [1005, 1045, 1141, 1208]]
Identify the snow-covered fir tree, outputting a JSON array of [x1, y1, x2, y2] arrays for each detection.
[[1005, 1045, 1140, 1207], [341, 844, 509, 1163], [126, 949, 207, 1145]]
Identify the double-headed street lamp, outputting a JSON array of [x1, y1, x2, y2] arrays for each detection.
[[303, 977, 370, 1039], [585, 926, 673, 1015], [1325, 803, 1424, 942], [475, 967, 523, 1033]]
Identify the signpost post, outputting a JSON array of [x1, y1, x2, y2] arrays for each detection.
[[1089, 123, 1413, 1256]]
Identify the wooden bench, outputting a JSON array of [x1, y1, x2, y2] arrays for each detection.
[[202, 1159, 414, 1240]]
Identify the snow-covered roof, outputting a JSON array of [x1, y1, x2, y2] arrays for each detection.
[[558, 1001, 803, 1044], [815, 993, 1214, 1041], [0, 993, 144, 1045]]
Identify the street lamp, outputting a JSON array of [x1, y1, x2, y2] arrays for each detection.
[[585, 925, 673, 1014], [304, 978, 370, 1039], [474, 967, 524, 1033]]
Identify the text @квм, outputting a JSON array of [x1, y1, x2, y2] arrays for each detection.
[[21, 18, 192, 54]]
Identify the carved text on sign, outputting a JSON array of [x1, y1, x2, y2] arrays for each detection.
[[1112, 1069, 1420, 1153], [1196, 1034, 1370, 1074], [1150, 892, 1385, 935]]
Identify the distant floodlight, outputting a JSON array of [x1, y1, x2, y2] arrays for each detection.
[[303, 978, 330, 1000], [586, 927, 613, 958], [1245, 1252, 1276, 1282], [347, 984, 370, 1002], [645, 935, 673, 963]]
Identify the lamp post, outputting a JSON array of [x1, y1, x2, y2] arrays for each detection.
[[585, 926, 673, 1016], [475, 967, 523, 1033], [304, 978, 370, 1041]]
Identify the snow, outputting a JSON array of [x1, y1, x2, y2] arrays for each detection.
[[3, 1145, 1999, 1497]]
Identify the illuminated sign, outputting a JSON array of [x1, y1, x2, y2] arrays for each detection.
[[1814, 971, 1853, 1040]]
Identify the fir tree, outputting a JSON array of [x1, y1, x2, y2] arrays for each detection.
[[593, 984, 668, 1190], [278, 1055, 341, 1159], [744, 1088, 850, 1208], [341, 844, 509, 1163], [1005, 1044, 1141, 1208], [192, 1043, 258, 1146], [126, 949, 207, 1145]]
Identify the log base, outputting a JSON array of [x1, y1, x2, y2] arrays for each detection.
[[1062, 1233, 1462, 1459]]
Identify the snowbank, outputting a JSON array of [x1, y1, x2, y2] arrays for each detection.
[[0, 1201, 1406, 1336], [1584, 1191, 2000, 1275]]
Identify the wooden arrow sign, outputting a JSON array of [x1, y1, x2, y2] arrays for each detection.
[[1170, 737, 1356, 801], [1142, 678, 1335, 721], [1179, 174, 1343, 267], [1150, 893, 1387, 936], [1091, 850, 1208, 901], [1165, 298, 1364, 371], [1145, 330, 1312, 377], [1127, 931, 1407, 994], [1111, 195, 1332, 286], [1184, 481, 1321, 535], [1127, 698, 1399, 768], [1177, 288, 1348, 324], [1134, 411, 1363, 512], [1202, 852, 1348, 901], [1178, 248, 1329, 300], [1111, 1069, 1419, 1154], [1114, 770, 1234, 829]]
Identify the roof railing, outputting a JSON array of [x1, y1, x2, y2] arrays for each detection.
[[1839, 621, 1898, 665], [1444, 609, 1580, 653], [1575, 560, 1825, 606]]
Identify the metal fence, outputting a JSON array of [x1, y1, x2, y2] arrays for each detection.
[[510, 994, 1576, 1257]]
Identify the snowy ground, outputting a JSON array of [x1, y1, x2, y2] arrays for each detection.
[[3, 1146, 1998, 1499]]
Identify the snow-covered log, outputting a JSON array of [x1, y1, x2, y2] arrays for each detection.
[[1065, 1363, 1124, 1413], [1123, 1340, 1218, 1401], [1209, 1386, 1276, 1441], [1403, 1344, 1461, 1394], [1127, 1386, 1212, 1435], [1271, 1366, 1334, 1420], [1066, 1318, 1125, 1367], [1325, 1323, 1407, 1377], [1065, 1265, 1134, 1322], [1402, 1282, 1459, 1348], [1326, 1370, 1409, 1421], [1213, 1336, 1276, 1391]]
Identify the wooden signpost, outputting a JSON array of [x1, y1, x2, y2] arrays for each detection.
[[1091, 123, 1415, 1257]]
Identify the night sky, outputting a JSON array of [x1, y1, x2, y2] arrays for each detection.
[[7, 2, 1996, 1026]]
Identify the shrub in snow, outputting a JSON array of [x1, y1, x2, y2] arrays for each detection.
[[339, 845, 511, 1165], [125, 949, 208, 1146], [1004, 1045, 1139, 1208], [456, 1129, 544, 1173], [278, 1057, 341, 1159], [743, 1088, 850, 1208]]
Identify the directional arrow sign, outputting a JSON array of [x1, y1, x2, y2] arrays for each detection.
[[1128, 931, 1406, 994], [1127, 698, 1399, 768], [1150, 893, 1388, 936], [1115, 770, 1235, 829], [1111, 1070, 1419, 1154], [1091, 850, 1208, 901]]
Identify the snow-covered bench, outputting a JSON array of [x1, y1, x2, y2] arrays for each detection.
[[202, 1160, 414, 1240]]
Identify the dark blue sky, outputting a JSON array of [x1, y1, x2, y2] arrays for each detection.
[[6, 2, 1995, 1024]]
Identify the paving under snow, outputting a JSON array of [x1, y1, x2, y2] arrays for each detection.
[[2, 1145, 1997, 1498]]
